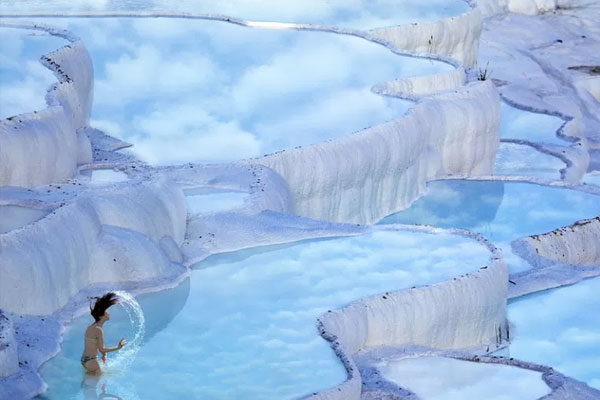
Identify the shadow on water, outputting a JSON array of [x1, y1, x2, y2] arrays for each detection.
[[378, 180, 505, 230]]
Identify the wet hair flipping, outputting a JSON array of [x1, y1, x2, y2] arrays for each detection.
[[90, 292, 119, 322]]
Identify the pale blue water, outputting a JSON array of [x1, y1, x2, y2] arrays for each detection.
[[14, 18, 452, 165], [0, 0, 471, 29], [379, 356, 550, 400], [185, 189, 248, 215], [0, 27, 66, 119], [500, 102, 568, 145], [37, 229, 491, 399], [378, 180, 600, 272], [584, 172, 600, 187], [507, 276, 600, 389], [494, 142, 564, 180], [0, 205, 48, 234], [76, 169, 129, 186]]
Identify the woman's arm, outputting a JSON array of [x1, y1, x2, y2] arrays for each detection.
[[97, 328, 125, 353]]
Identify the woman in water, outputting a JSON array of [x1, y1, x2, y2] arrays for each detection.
[[82, 292, 127, 374]]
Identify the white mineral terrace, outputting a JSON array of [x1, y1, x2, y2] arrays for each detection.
[[0, 0, 599, 399]]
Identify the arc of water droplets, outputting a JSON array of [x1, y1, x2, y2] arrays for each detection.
[[105, 290, 145, 371]]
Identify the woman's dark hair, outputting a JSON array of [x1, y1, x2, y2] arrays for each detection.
[[90, 292, 119, 322]]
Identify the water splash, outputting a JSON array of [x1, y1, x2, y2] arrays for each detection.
[[104, 290, 145, 371]]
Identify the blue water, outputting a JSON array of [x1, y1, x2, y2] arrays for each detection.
[[14, 18, 452, 165], [76, 169, 129, 186], [507, 276, 600, 389], [0, 205, 48, 234], [37, 229, 491, 399], [379, 356, 550, 400], [184, 189, 248, 215], [500, 102, 568, 145], [494, 143, 564, 180], [0, 27, 66, 119], [584, 172, 600, 187], [0, 1, 471, 29], [378, 180, 600, 272]]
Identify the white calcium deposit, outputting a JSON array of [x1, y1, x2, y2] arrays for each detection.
[[0, 24, 93, 187], [372, 68, 467, 100], [0, 178, 185, 315], [0, 0, 598, 398], [521, 217, 600, 266], [0, 311, 18, 378], [368, 9, 483, 67], [307, 257, 508, 400], [254, 81, 500, 225]]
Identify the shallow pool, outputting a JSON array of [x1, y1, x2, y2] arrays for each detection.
[[0, 1, 471, 29], [0, 205, 49, 234], [494, 142, 564, 180], [500, 102, 568, 145], [0, 27, 66, 119], [38, 229, 491, 399], [19, 18, 453, 165], [378, 180, 600, 273], [378, 356, 550, 400], [184, 188, 248, 215], [76, 169, 129, 186], [584, 172, 600, 187], [507, 276, 600, 390]]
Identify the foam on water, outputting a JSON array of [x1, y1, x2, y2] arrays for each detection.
[[378, 356, 550, 400], [379, 180, 600, 273]]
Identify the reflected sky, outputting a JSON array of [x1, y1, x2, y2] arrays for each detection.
[[379, 356, 550, 400], [6, 18, 455, 165], [0, 205, 48, 234], [0, 27, 66, 119], [500, 102, 568, 145], [38, 229, 490, 400], [584, 172, 600, 187], [0, 1, 471, 29], [76, 169, 129, 186], [379, 180, 600, 273], [494, 142, 564, 180], [507, 276, 600, 389], [184, 189, 247, 215]]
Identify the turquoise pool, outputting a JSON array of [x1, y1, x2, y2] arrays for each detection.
[[379, 180, 600, 273], [37, 229, 491, 399], [507, 276, 600, 390]]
